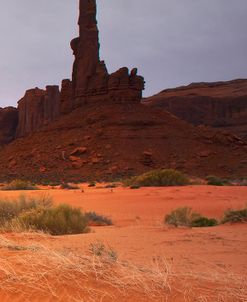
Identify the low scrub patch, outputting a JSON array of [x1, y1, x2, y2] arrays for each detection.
[[19, 204, 89, 235], [126, 169, 189, 187], [1, 179, 38, 191], [164, 207, 218, 228], [206, 175, 230, 186], [222, 207, 247, 224], [85, 212, 113, 226]]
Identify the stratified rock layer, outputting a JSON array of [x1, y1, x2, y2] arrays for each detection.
[[144, 79, 247, 140]]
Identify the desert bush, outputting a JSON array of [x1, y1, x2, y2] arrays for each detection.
[[126, 169, 189, 187], [164, 207, 218, 228], [0, 195, 53, 224], [59, 183, 79, 190], [88, 181, 96, 187], [206, 176, 230, 186], [19, 204, 89, 235], [222, 207, 247, 224], [1, 179, 38, 191], [164, 207, 200, 227], [191, 216, 218, 227], [85, 211, 112, 226]]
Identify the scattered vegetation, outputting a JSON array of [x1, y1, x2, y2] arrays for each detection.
[[59, 183, 79, 190], [164, 207, 218, 228], [206, 175, 230, 186], [1, 179, 38, 191], [125, 169, 189, 187], [85, 211, 113, 226], [222, 207, 247, 224]]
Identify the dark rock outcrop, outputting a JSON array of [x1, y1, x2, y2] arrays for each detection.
[[16, 86, 60, 137], [60, 79, 73, 115], [0, 107, 18, 146], [144, 79, 247, 140]]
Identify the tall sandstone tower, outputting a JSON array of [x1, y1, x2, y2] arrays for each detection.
[[67, 0, 145, 108]]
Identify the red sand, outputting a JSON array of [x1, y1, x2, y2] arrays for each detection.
[[0, 185, 246, 301]]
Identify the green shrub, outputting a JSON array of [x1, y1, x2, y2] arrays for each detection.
[[191, 217, 218, 227], [19, 204, 89, 235], [126, 169, 189, 187], [1, 179, 38, 191], [85, 212, 112, 226], [164, 207, 218, 228], [206, 176, 230, 186], [222, 207, 247, 224], [88, 182, 96, 187], [0, 195, 53, 224]]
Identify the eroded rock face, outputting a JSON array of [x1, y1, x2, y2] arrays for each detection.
[[0, 107, 18, 146], [144, 79, 247, 140], [16, 86, 60, 137], [70, 0, 145, 107], [60, 79, 73, 115]]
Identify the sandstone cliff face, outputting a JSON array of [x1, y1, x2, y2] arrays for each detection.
[[16, 86, 60, 138], [144, 79, 247, 140], [0, 107, 18, 146]]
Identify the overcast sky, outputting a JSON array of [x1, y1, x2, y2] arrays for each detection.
[[0, 0, 247, 107]]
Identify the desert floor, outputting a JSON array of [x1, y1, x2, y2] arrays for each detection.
[[0, 185, 246, 301]]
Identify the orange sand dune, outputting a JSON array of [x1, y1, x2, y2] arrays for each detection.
[[0, 185, 246, 301]]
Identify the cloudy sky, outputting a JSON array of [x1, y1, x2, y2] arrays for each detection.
[[0, 0, 247, 107]]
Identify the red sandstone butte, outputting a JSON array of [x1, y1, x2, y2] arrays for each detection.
[[144, 79, 247, 140]]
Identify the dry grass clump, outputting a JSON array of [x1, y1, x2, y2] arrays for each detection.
[[0, 195, 53, 225], [125, 169, 189, 187], [1, 179, 38, 191], [0, 235, 246, 302], [222, 207, 247, 224], [164, 207, 218, 228]]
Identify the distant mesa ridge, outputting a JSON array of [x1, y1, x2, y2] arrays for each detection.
[[144, 78, 247, 140]]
